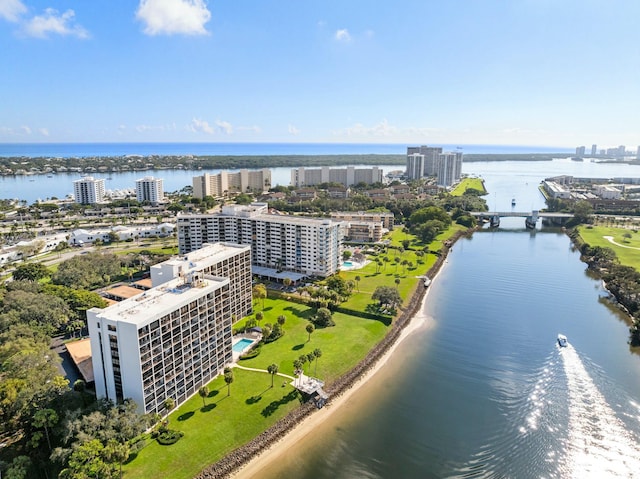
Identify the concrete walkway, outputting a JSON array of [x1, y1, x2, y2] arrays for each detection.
[[233, 364, 296, 380], [603, 235, 640, 250]]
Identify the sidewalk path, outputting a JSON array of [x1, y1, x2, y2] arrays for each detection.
[[603, 235, 640, 250], [233, 364, 296, 380]]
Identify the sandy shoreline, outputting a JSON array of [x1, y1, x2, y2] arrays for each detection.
[[231, 262, 443, 478]]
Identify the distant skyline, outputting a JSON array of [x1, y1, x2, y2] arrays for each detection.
[[1, 0, 639, 148]]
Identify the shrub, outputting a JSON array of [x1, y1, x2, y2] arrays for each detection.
[[240, 345, 262, 360], [157, 429, 184, 445]]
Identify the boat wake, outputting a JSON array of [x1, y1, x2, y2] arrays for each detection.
[[559, 345, 640, 478]]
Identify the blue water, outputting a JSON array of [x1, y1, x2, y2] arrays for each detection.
[[0, 142, 572, 158], [232, 338, 253, 352], [343, 261, 353, 267]]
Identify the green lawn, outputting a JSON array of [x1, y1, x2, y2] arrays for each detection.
[[577, 225, 640, 271], [450, 177, 487, 196], [123, 368, 301, 479], [123, 225, 464, 478]]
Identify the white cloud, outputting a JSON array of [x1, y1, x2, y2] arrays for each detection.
[[20, 125, 32, 135], [39, 127, 49, 136], [237, 125, 261, 134], [136, 0, 211, 36], [288, 124, 300, 135], [215, 120, 233, 135], [188, 118, 215, 134], [0, 0, 27, 22], [335, 29, 351, 42], [24, 8, 89, 39]]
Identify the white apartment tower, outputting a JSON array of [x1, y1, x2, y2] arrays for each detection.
[[177, 203, 343, 278], [87, 243, 252, 414], [192, 169, 272, 199], [290, 166, 383, 188], [73, 176, 105, 205], [136, 176, 164, 205], [406, 153, 425, 180], [435, 151, 464, 187], [407, 145, 443, 177]]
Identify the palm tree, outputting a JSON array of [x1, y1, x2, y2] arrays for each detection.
[[283, 277, 292, 290], [224, 368, 234, 396], [313, 348, 322, 376], [298, 354, 308, 375], [354, 275, 361, 291], [306, 323, 315, 342], [395, 277, 401, 290], [255, 311, 264, 325], [198, 385, 209, 407], [383, 256, 390, 270], [277, 314, 286, 327], [163, 398, 175, 424], [293, 359, 303, 386], [267, 363, 279, 387]]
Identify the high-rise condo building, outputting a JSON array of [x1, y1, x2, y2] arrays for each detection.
[[192, 169, 271, 199], [406, 153, 425, 180], [87, 243, 252, 414], [435, 152, 464, 187], [177, 203, 343, 278], [407, 145, 443, 177], [135, 176, 164, 205], [591, 144, 597, 156], [290, 166, 383, 188], [575, 146, 586, 157], [73, 176, 105, 205]]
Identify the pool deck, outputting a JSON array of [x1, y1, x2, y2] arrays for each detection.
[[232, 332, 261, 361], [341, 259, 370, 271]]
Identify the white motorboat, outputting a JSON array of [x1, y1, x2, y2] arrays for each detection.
[[557, 334, 568, 347]]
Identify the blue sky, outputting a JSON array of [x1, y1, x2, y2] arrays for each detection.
[[1, 0, 639, 148]]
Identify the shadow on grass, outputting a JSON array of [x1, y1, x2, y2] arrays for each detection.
[[177, 411, 195, 421], [208, 390, 220, 399], [263, 306, 273, 312], [283, 306, 314, 320], [292, 343, 305, 351], [201, 403, 217, 412], [246, 395, 262, 405], [261, 390, 300, 417], [124, 452, 138, 464]]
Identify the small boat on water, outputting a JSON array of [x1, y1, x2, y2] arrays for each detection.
[[511, 198, 516, 206], [557, 334, 568, 347]]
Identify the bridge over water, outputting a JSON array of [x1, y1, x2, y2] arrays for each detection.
[[470, 211, 574, 227]]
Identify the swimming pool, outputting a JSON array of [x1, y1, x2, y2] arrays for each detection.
[[343, 261, 353, 267], [232, 338, 253, 352]]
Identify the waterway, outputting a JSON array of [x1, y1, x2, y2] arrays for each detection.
[[248, 159, 640, 479]]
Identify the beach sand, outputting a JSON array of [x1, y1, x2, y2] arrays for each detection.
[[232, 276, 439, 478]]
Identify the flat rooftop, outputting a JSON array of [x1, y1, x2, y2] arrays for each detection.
[[94, 274, 229, 326]]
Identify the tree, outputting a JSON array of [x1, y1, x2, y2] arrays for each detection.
[[277, 314, 286, 327], [314, 307, 334, 327], [224, 368, 234, 396], [283, 277, 292, 289], [12, 262, 50, 282], [104, 439, 130, 479], [298, 354, 308, 375], [342, 250, 352, 261], [73, 379, 87, 406], [252, 283, 267, 309], [372, 285, 402, 309], [354, 275, 361, 291], [255, 311, 264, 325], [293, 359, 303, 386], [267, 363, 279, 388], [313, 348, 322, 376], [306, 323, 315, 342], [59, 439, 114, 479], [32, 408, 58, 452], [163, 398, 175, 424], [395, 277, 401, 290], [198, 386, 209, 407]]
